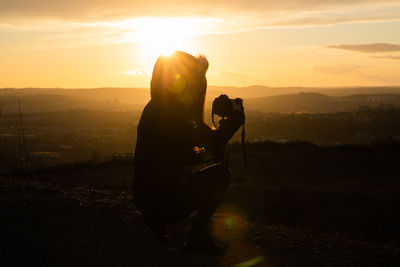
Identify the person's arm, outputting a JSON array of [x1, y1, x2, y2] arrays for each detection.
[[214, 110, 244, 145], [198, 110, 244, 148]]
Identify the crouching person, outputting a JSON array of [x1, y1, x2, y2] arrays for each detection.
[[133, 51, 244, 253]]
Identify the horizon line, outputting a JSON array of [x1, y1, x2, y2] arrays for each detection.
[[2, 85, 400, 90]]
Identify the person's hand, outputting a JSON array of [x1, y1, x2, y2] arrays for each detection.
[[231, 98, 244, 113], [219, 108, 244, 128]]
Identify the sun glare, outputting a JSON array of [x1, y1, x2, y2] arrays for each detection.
[[117, 17, 221, 64], [136, 18, 197, 61]]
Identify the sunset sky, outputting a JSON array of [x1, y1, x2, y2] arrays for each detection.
[[1, 0, 400, 88]]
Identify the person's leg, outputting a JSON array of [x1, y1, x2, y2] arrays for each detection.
[[133, 182, 171, 241], [185, 165, 230, 251], [194, 165, 230, 224], [135, 175, 193, 241]]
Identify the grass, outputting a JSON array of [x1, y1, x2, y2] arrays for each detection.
[[4, 140, 400, 243]]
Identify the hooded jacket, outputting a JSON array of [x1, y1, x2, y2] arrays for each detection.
[[133, 51, 243, 195]]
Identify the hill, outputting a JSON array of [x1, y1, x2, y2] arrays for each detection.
[[245, 93, 400, 113], [2, 86, 400, 113]]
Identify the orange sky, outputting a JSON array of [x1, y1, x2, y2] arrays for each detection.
[[1, 0, 400, 88]]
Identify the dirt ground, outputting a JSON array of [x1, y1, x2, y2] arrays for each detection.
[[1, 177, 400, 267]]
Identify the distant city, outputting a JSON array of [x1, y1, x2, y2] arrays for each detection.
[[1, 86, 400, 169]]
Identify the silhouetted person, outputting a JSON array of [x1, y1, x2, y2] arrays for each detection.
[[133, 51, 244, 252]]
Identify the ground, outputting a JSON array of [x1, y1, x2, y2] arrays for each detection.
[[1, 176, 400, 267]]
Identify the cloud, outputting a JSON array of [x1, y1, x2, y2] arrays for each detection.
[[327, 43, 400, 53], [0, 17, 223, 50], [371, 55, 400, 60], [0, 0, 399, 25], [313, 64, 369, 75], [1, 1, 400, 50]]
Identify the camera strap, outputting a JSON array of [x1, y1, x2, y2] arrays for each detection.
[[241, 113, 248, 177]]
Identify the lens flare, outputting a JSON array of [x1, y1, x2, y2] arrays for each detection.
[[212, 210, 248, 243]]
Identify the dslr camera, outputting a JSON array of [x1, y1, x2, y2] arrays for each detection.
[[212, 94, 244, 118]]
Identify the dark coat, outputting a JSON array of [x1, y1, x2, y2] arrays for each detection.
[[133, 99, 243, 224]]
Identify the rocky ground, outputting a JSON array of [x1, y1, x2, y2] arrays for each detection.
[[1, 176, 400, 267]]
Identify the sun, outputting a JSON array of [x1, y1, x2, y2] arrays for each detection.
[[137, 18, 196, 60], [118, 17, 220, 66], [119, 17, 208, 65]]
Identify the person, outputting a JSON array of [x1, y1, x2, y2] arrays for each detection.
[[133, 51, 244, 252]]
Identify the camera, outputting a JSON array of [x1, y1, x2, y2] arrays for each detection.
[[212, 94, 244, 118]]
